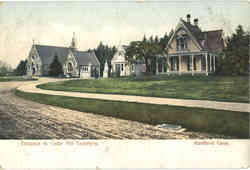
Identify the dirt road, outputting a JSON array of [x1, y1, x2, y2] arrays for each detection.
[[0, 79, 230, 139]]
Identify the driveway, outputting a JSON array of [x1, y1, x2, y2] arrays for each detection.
[[18, 78, 250, 113], [0, 78, 230, 139]]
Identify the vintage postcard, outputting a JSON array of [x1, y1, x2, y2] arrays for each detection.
[[0, 0, 249, 169]]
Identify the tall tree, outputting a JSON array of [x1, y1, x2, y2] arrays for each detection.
[[49, 55, 63, 77], [14, 60, 27, 76], [94, 42, 117, 76], [125, 34, 167, 73], [219, 25, 249, 75]]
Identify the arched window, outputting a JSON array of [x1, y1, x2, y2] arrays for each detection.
[[68, 62, 73, 72]]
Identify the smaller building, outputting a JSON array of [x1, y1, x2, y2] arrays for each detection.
[[26, 33, 100, 78], [111, 45, 146, 76]]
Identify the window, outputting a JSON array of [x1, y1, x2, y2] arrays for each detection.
[[32, 56, 35, 60], [82, 65, 88, 72], [176, 35, 188, 51], [68, 62, 73, 72]]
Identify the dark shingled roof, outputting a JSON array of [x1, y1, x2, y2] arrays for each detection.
[[34, 45, 69, 65], [202, 30, 224, 52], [73, 51, 100, 66], [34, 45, 99, 66], [181, 19, 224, 52]]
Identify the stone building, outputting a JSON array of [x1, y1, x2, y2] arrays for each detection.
[[26, 33, 100, 78], [158, 14, 224, 75]]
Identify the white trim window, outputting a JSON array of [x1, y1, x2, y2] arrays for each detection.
[[176, 35, 188, 51], [81, 65, 89, 72]]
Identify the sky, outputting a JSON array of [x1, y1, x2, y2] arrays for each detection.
[[0, 0, 249, 68]]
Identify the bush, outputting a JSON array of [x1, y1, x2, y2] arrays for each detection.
[[49, 56, 63, 77]]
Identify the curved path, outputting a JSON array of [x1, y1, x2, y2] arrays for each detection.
[[1, 78, 228, 139], [18, 77, 250, 113]]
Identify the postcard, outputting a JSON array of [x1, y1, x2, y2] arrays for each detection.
[[0, 0, 249, 169]]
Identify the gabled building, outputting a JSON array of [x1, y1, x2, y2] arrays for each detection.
[[160, 14, 224, 75], [111, 45, 146, 76], [26, 33, 100, 78], [111, 45, 131, 76]]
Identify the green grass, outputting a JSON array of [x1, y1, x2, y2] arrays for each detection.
[[38, 75, 249, 103], [15, 89, 250, 138], [0, 76, 37, 82]]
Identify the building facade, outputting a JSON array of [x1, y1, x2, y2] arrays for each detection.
[[111, 45, 146, 77], [157, 14, 224, 75], [26, 33, 100, 78]]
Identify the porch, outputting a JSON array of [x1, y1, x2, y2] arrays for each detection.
[[156, 52, 217, 76]]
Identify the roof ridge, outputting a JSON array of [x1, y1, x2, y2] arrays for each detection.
[[34, 44, 69, 49], [202, 29, 223, 33]]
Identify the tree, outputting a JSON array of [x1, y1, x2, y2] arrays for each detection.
[[159, 32, 170, 50], [0, 60, 12, 76], [14, 60, 27, 76], [94, 42, 117, 77], [49, 55, 63, 77], [218, 25, 249, 75], [125, 34, 167, 73]]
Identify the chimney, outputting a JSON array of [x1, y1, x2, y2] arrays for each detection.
[[194, 18, 198, 26], [186, 14, 191, 23]]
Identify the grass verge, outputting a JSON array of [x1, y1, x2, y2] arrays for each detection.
[[38, 75, 249, 103], [15, 89, 249, 138], [0, 76, 37, 82]]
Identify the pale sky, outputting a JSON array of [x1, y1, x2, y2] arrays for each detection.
[[0, 0, 249, 68]]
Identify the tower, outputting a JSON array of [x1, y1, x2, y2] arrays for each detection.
[[70, 32, 77, 49]]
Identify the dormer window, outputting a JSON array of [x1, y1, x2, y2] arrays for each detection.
[[176, 35, 188, 51]]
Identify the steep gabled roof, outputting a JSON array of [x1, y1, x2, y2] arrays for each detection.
[[183, 19, 224, 52], [181, 19, 204, 49], [34, 45, 100, 66], [34, 45, 69, 65], [202, 30, 224, 52], [167, 17, 224, 53], [167, 19, 203, 51], [73, 51, 100, 66]]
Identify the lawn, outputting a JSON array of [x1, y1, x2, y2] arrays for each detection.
[[0, 76, 37, 82], [38, 75, 249, 103], [15, 89, 249, 138]]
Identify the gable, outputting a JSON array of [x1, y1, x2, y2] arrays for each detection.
[[167, 20, 204, 54], [27, 45, 42, 66], [167, 26, 201, 54], [202, 30, 224, 52], [112, 46, 127, 63], [65, 50, 78, 67]]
